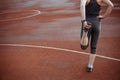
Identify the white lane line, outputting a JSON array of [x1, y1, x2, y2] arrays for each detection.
[[0, 43, 120, 62], [0, 10, 40, 22]]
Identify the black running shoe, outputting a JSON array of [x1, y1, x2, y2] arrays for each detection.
[[87, 67, 93, 72]]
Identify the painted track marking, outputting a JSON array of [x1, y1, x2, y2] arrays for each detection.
[[0, 10, 40, 22], [0, 43, 120, 62]]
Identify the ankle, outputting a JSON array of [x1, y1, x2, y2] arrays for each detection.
[[88, 64, 93, 68]]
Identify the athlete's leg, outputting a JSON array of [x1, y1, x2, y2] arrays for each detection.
[[87, 19, 101, 72], [80, 22, 92, 50]]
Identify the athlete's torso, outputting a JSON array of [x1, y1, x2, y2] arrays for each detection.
[[86, 0, 102, 17], [86, 0, 102, 6]]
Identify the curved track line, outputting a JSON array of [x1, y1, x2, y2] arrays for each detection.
[[0, 43, 120, 62], [0, 10, 40, 22]]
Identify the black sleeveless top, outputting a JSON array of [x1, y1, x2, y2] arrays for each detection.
[[86, 0, 101, 17]]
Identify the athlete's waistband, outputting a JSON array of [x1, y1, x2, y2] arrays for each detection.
[[86, 14, 99, 18]]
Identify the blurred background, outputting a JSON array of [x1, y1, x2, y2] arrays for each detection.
[[0, 0, 119, 16]]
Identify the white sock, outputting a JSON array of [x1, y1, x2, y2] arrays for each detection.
[[88, 64, 93, 68]]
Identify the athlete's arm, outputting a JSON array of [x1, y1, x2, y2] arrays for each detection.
[[80, 0, 87, 20], [98, 0, 114, 18], [80, 0, 91, 29]]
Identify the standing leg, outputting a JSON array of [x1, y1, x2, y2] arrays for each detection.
[[87, 20, 101, 72]]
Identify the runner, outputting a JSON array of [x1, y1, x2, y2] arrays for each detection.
[[80, 0, 114, 72]]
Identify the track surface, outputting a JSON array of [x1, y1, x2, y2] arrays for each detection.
[[0, 0, 120, 80]]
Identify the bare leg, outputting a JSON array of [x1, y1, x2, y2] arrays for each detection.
[[87, 54, 96, 72], [88, 54, 96, 68]]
